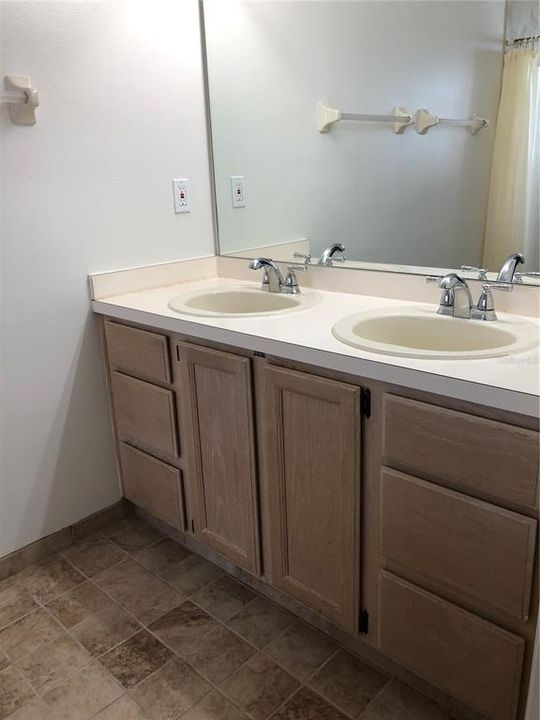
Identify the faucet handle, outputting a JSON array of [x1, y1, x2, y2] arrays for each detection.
[[472, 282, 512, 321], [514, 271, 540, 284], [283, 263, 307, 294], [293, 252, 312, 268], [460, 265, 488, 280]]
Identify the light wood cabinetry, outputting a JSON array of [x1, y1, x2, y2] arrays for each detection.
[[175, 342, 260, 574], [381, 469, 537, 620], [100, 317, 539, 720], [383, 394, 539, 511], [261, 364, 361, 633], [379, 572, 525, 720], [120, 443, 185, 530]]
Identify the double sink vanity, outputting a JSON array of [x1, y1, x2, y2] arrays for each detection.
[[90, 255, 539, 720]]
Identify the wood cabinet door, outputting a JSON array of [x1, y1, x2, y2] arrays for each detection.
[[176, 342, 260, 574], [262, 364, 361, 632]]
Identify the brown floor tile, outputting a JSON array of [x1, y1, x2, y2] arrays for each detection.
[[307, 650, 388, 718], [17, 633, 91, 694], [359, 680, 452, 720], [272, 686, 348, 719], [0, 654, 8, 673], [226, 597, 295, 649], [172, 624, 256, 684], [164, 556, 223, 596], [264, 621, 337, 681], [99, 630, 172, 689], [131, 657, 211, 718], [47, 581, 115, 629], [149, 601, 216, 651], [221, 653, 299, 720], [0, 585, 37, 631], [93, 559, 183, 625], [72, 604, 140, 657], [103, 517, 164, 553], [43, 661, 123, 719], [16, 557, 85, 603], [7, 696, 51, 719], [60, 535, 127, 577], [0, 608, 62, 663], [192, 576, 256, 622], [94, 694, 149, 719], [181, 690, 250, 720], [133, 538, 192, 577], [0, 666, 35, 719]]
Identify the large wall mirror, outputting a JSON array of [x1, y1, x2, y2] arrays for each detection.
[[203, 0, 540, 284]]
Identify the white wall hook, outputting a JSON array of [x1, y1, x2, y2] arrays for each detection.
[[2, 75, 40, 125]]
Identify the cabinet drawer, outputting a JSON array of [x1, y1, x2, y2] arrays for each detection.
[[120, 443, 184, 530], [383, 394, 539, 509], [111, 371, 178, 458], [105, 321, 171, 384], [379, 572, 525, 720], [381, 469, 537, 620]]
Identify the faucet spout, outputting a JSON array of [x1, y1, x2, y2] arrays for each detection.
[[249, 257, 285, 293], [496, 252, 524, 283], [427, 273, 473, 319], [318, 243, 346, 266]]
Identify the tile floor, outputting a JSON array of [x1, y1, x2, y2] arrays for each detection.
[[0, 516, 454, 720]]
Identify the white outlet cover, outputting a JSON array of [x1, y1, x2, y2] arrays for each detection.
[[230, 175, 246, 208], [172, 178, 190, 214]]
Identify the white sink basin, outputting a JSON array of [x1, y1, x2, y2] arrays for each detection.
[[168, 285, 319, 317], [332, 307, 538, 360]]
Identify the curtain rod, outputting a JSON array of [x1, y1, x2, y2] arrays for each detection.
[[505, 34, 540, 46]]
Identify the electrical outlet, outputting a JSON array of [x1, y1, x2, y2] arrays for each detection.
[[172, 178, 190, 213], [230, 175, 246, 208]]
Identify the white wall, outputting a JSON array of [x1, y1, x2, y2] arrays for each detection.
[[0, 0, 215, 557], [205, 1, 505, 268]]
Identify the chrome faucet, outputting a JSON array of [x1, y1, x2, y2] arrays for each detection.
[[496, 252, 524, 283], [249, 257, 285, 293], [249, 257, 307, 294], [426, 273, 474, 319], [427, 273, 512, 321], [318, 243, 346, 266]]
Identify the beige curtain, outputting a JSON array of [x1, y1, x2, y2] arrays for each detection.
[[483, 46, 540, 270]]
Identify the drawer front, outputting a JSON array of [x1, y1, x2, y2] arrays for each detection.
[[120, 443, 184, 530], [381, 469, 537, 620], [379, 572, 525, 720], [105, 321, 171, 384], [111, 371, 178, 458], [383, 394, 539, 509]]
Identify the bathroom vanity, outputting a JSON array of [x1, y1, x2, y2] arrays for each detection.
[[91, 262, 540, 720]]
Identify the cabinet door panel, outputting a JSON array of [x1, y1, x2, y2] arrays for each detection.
[[104, 321, 171, 384], [383, 394, 539, 510], [111, 371, 178, 458], [379, 571, 525, 720], [177, 343, 260, 574], [381, 469, 537, 620], [120, 443, 185, 530], [263, 365, 360, 632]]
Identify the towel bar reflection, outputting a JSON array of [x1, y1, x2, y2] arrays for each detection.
[[2, 75, 39, 125], [318, 102, 413, 134], [318, 102, 488, 135]]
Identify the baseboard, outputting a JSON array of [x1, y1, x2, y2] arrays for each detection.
[[0, 500, 133, 581]]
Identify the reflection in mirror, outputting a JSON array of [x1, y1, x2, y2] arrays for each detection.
[[203, 0, 540, 283]]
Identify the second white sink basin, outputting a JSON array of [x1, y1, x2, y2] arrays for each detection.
[[168, 285, 319, 317], [332, 307, 538, 359]]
